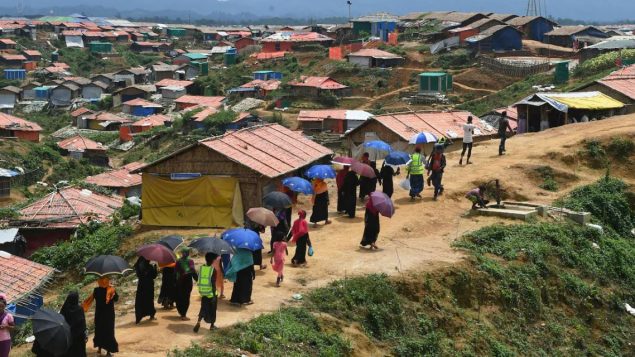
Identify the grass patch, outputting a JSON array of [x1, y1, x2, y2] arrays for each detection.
[[535, 166, 559, 191], [457, 74, 551, 116]]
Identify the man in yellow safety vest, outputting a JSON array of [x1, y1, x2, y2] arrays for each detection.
[[407, 147, 425, 200], [193, 252, 219, 333]]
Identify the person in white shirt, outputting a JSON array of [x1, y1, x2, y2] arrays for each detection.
[[459, 116, 475, 165]]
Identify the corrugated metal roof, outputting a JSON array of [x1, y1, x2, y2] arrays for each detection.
[[57, 135, 106, 152], [199, 124, 333, 178], [297, 109, 373, 122], [261, 31, 332, 43], [85, 162, 143, 188], [0, 112, 42, 132], [176, 95, 225, 109], [0, 251, 54, 305], [347, 48, 403, 59], [364, 111, 493, 140], [288, 76, 348, 90], [122, 98, 163, 108], [0, 228, 19, 244], [598, 79, 635, 100], [240, 79, 281, 91], [155, 79, 193, 88], [19, 187, 123, 228], [545, 26, 605, 36], [131, 114, 171, 127]]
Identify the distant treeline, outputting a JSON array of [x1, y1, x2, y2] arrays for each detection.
[[128, 15, 349, 26], [550, 17, 635, 26]]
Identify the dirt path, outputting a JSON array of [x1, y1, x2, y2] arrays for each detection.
[[70, 116, 635, 356], [358, 84, 418, 109], [452, 81, 497, 94]]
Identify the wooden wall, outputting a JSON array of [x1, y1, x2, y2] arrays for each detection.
[[142, 145, 264, 210]]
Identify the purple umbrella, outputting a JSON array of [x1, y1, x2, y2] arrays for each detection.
[[332, 156, 355, 166], [136, 244, 176, 265], [369, 191, 395, 218], [351, 161, 376, 178]]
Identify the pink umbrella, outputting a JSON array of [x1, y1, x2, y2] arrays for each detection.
[[136, 243, 176, 265], [332, 156, 355, 166], [369, 191, 395, 218], [351, 161, 376, 178]]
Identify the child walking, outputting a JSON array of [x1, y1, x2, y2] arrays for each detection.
[[271, 234, 288, 287]]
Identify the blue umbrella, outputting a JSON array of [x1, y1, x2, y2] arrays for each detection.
[[282, 177, 314, 195], [409, 132, 438, 144], [363, 140, 393, 152], [305, 165, 336, 179], [221, 228, 264, 252], [384, 151, 411, 166]]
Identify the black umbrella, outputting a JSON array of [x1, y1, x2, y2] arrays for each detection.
[[84, 255, 132, 277], [189, 237, 235, 255], [31, 308, 71, 356], [157, 234, 184, 251], [263, 191, 292, 209]]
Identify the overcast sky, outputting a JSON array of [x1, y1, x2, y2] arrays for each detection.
[[12, 0, 635, 21]]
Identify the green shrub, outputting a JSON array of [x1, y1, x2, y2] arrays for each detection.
[[432, 49, 473, 69], [168, 344, 232, 357], [308, 274, 405, 339], [31, 220, 134, 271], [210, 307, 351, 356], [555, 177, 635, 236], [119, 200, 140, 220], [606, 137, 635, 160], [535, 166, 559, 191], [47, 159, 104, 185], [574, 50, 635, 78]]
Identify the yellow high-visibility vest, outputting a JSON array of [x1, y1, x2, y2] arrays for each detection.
[[408, 153, 424, 175], [197, 265, 217, 298]]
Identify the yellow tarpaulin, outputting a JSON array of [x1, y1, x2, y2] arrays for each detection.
[[142, 174, 244, 228], [545, 92, 624, 110]]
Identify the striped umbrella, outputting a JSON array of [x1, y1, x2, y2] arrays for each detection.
[[409, 132, 438, 144]]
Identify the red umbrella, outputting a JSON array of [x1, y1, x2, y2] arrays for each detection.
[[136, 244, 176, 265], [332, 156, 355, 166], [369, 191, 395, 218], [247, 207, 279, 227], [351, 161, 376, 178]]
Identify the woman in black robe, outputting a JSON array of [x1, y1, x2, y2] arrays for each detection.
[[360, 199, 380, 250], [134, 257, 157, 324], [342, 170, 359, 218], [88, 278, 119, 355], [291, 210, 312, 266], [270, 210, 289, 253], [228, 249, 255, 305], [175, 248, 198, 320], [379, 163, 396, 198], [60, 291, 87, 357], [309, 179, 331, 226], [367, 161, 380, 193], [247, 221, 266, 270], [158, 265, 176, 309]]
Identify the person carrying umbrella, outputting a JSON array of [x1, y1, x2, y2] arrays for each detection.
[[226, 248, 256, 306], [379, 162, 398, 198], [60, 291, 87, 357], [246, 220, 267, 271], [175, 248, 198, 320], [360, 196, 381, 250], [270, 209, 289, 254], [342, 166, 359, 218], [407, 147, 425, 200], [336, 166, 349, 213], [82, 278, 119, 356], [31, 308, 71, 357], [310, 178, 331, 227], [193, 253, 220, 333], [158, 262, 177, 309], [358, 153, 373, 201], [427, 143, 447, 200], [133, 257, 158, 324], [0, 294, 15, 357]]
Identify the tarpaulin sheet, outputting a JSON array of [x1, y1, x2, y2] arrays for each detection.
[[516, 92, 624, 112], [543, 92, 624, 110], [141, 174, 243, 228]]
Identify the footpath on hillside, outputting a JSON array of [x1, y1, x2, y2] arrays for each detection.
[[28, 116, 635, 357]]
